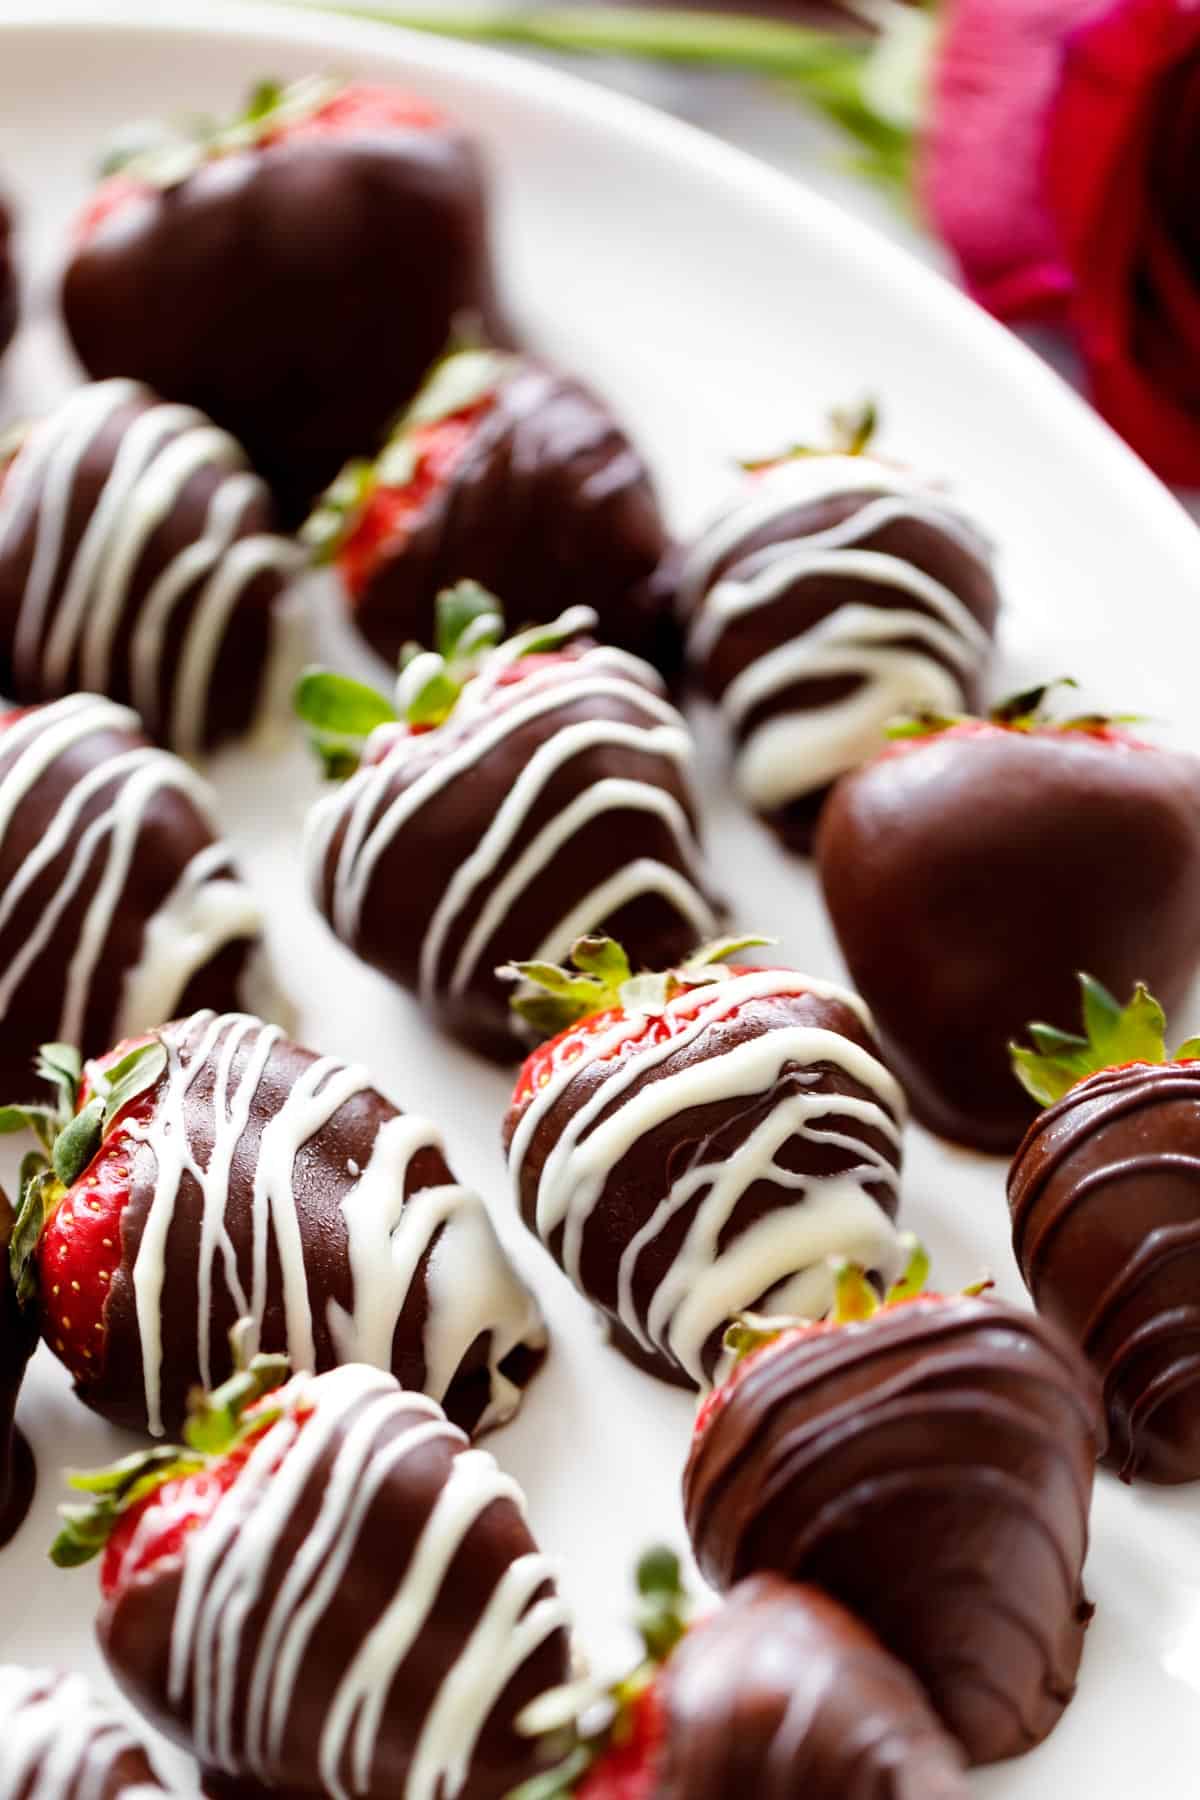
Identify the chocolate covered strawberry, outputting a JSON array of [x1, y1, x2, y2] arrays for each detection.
[[816, 683, 1200, 1150], [300, 585, 719, 1057], [0, 1188, 36, 1546], [683, 1257, 1103, 1766], [305, 346, 673, 671], [515, 1549, 967, 1800], [501, 933, 905, 1388], [55, 1354, 572, 1800], [679, 405, 1000, 851], [1009, 974, 1200, 1485], [7, 1011, 545, 1439], [62, 76, 510, 521], [0, 1666, 176, 1796]]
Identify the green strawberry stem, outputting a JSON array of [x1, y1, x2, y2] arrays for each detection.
[[886, 679, 1147, 742], [265, 1, 926, 193], [1011, 973, 1200, 1109], [49, 1338, 292, 1569], [722, 1235, 936, 1362], [501, 932, 774, 1038], [6, 1037, 167, 1309], [740, 397, 879, 471], [97, 73, 343, 187]]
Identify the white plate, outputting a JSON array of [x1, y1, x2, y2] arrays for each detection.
[[1, 4, 1199, 1794]]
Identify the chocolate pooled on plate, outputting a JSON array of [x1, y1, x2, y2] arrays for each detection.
[[306, 347, 674, 673], [502, 936, 905, 1389], [683, 1261, 1104, 1766], [62, 76, 510, 523], [0, 1666, 176, 1797], [300, 586, 719, 1059], [1010, 974, 1200, 1484], [817, 684, 1200, 1151], [0, 379, 301, 754], [0, 693, 273, 1102], [58, 1360, 572, 1800], [0, 1191, 36, 1547], [8, 1009, 545, 1440], [679, 409, 1000, 850]]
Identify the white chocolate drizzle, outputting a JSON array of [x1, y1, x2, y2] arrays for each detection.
[[0, 378, 301, 755], [162, 1367, 569, 1800], [0, 693, 264, 1052], [680, 456, 995, 810], [509, 967, 905, 1385], [0, 1665, 170, 1797], [306, 645, 719, 999], [125, 1012, 543, 1436]]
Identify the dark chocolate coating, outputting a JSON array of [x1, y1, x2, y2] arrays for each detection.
[[683, 1295, 1103, 1766], [351, 359, 674, 674], [0, 1666, 174, 1795], [0, 697, 261, 1105], [308, 648, 718, 1059], [685, 478, 999, 851], [0, 191, 16, 361], [82, 1010, 541, 1439], [1009, 1060, 1200, 1483], [0, 381, 295, 753], [62, 124, 509, 524], [816, 729, 1200, 1151], [0, 1196, 36, 1548], [101, 1376, 569, 1800], [657, 1577, 968, 1799], [503, 981, 902, 1387]]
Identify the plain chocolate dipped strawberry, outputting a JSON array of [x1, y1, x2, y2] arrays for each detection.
[[0, 190, 16, 361], [0, 380, 301, 753], [521, 1549, 967, 1800], [0, 694, 274, 1101], [300, 586, 720, 1059], [7, 1010, 545, 1440], [683, 1261, 1103, 1766], [62, 77, 510, 523], [306, 347, 673, 672], [501, 934, 905, 1389], [679, 407, 1000, 852], [816, 684, 1200, 1150], [0, 1665, 176, 1796], [56, 1356, 572, 1800], [0, 1190, 36, 1547], [1009, 974, 1200, 1484]]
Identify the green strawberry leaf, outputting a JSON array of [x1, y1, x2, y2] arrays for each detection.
[[1175, 1036, 1200, 1061], [435, 581, 505, 663], [1011, 973, 1179, 1109], [294, 670, 398, 739], [570, 936, 633, 988], [635, 1543, 689, 1663], [52, 1097, 104, 1188], [36, 1043, 82, 1120], [502, 932, 775, 1041], [300, 458, 377, 565], [403, 346, 507, 432], [184, 1352, 291, 1457], [94, 1040, 167, 1132], [50, 1446, 204, 1568]]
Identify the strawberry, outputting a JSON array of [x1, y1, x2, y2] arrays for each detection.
[[500, 934, 906, 1389], [816, 680, 1200, 1152], [54, 1354, 571, 1800], [303, 343, 672, 671], [1009, 974, 1200, 1484], [683, 1250, 1102, 1767]]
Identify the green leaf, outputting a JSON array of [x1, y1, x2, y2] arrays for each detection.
[[52, 1098, 103, 1188], [1010, 973, 1172, 1110], [884, 709, 965, 741], [1026, 1022, 1089, 1058], [990, 677, 1078, 728], [294, 669, 398, 739], [300, 459, 376, 564], [183, 1352, 291, 1456], [831, 1260, 881, 1324], [1175, 1037, 1200, 1061], [8, 1159, 54, 1309], [403, 660, 461, 728], [243, 78, 285, 122], [570, 936, 632, 988], [36, 1043, 82, 1119], [435, 581, 505, 662], [884, 1234, 929, 1305], [680, 934, 774, 974], [506, 1746, 592, 1800], [0, 1105, 57, 1140], [403, 346, 507, 432], [635, 1543, 689, 1663], [50, 1446, 203, 1568], [95, 1040, 167, 1132]]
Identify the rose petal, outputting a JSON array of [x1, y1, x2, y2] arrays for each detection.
[[919, 0, 1104, 321]]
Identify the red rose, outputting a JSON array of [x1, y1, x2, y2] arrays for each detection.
[[923, 0, 1200, 484]]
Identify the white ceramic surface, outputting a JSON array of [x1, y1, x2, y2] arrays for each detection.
[[0, 4, 1198, 1794]]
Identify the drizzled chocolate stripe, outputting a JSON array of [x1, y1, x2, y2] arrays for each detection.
[[680, 457, 999, 850], [0, 380, 300, 753], [306, 643, 719, 1059], [1010, 1060, 1200, 1483], [89, 1011, 545, 1440], [0, 1666, 174, 1798], [658, 1577, 969, 1800], [101, 1367, 571, 1800], [683, 1296, 1103, 1766], [504, 968, 905, 1388]]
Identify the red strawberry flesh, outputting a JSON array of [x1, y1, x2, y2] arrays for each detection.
[[577, 1682, 665, 1800]]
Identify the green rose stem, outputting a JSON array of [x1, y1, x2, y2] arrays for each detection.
[[262, 1, 931, 191]]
